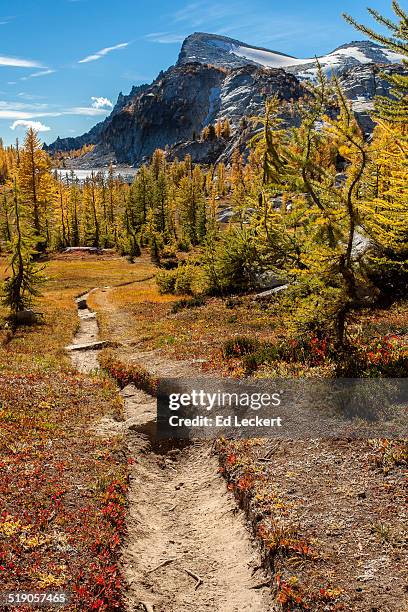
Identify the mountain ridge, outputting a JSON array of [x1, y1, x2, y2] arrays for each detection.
[[177, 32, 299, 68], [45, 31, 406, 167], [177, 32, 404, 77]]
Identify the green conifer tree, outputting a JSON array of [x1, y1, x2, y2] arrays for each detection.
[[2, 178, 45, 317]]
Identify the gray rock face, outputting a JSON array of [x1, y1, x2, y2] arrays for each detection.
[[50, 62, 305, 167], [166, 64, 304, 164], [45, 83, 149, 155], [218, 65, 302, 123], [100, 63, 226, 165], [46, 32, 405, 167], [178, 32, 298, 69], [338, 63, 407, 133], [167, 137, 227, 165]]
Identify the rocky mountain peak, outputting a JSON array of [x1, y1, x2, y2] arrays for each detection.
[[176, 32, 404, 79], [46, 31, 406, 168], [177, 32, 297, 69]]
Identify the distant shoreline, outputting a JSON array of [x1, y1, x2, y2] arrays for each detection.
[[54, 166, 138, 182]]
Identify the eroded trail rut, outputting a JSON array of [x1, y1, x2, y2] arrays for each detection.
[[67, 291, 273, 612]]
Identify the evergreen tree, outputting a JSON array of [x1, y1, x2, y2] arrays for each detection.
[[1, 191, 12, 243], [2, 178, 44, 317], [18, 128, 53, 251], [128, 165, 151, 236], [345, 1, 408, 294], [251, 71, 371, 345], [176, 167, 206, 246], [222, 119, 231, 139], [215, 120, 223, 138], [82, 174, 100, 247], [68, 174, 81, 247], [56, 180, 69, 248]]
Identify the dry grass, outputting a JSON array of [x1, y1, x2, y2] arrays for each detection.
[[88, 269, 408, 379], [84, 263, 407, 610], [218, 437, 408, 611], [0, 254, 144, 610], [89, 277, 282, 375]]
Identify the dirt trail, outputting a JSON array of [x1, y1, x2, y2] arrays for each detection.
[[67, 291, 274, 612], [67, 290, 101, 373]]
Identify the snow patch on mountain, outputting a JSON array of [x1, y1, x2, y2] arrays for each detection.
[[178, 33, 405, 81], [233, 42, 405, 80], [382, 49, 406, 63], [294, 44, 404, 80], [232, 45, 309, 68]]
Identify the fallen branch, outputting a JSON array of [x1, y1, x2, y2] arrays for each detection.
[[184, 568, 203, 590], [147, 557, 177, 574], [260, 443, 280, 460], [140, 602, 154, 612]]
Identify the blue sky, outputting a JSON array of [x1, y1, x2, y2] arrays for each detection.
[[0, 0, 401, 145]]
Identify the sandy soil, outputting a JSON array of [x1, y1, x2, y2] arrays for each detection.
[[77, 284, 408, 611], [68, 291, 275, 612], [123, 405, 274, 611]]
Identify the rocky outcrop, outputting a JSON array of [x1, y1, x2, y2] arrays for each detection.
[[177, 32, 298, 69], [46, 123, 104, 154], [100, 63, 226, 165], [339, 63, 407, 133], [44, 83, 149, 155], [50, 62, 305, 167], [167, 137, 227, 165], [46, 32, 405, 167]]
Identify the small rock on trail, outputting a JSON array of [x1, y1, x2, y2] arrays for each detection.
[[67, 291, 103, 373]]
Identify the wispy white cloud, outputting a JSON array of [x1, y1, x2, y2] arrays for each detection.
[[0, 55, 43, 68], [147, 2, 266, 46], [0, 110, 34, 119], [17, 92, 46, 100], [0, 99, 111, 120], [78, 42, 129, 64], [0, 100, 51, 116], [0, 16, 14, 25], [21, 69, 56, 81], [159, 0, 333, 54], [68, 106, 109, 116], [91, 96, 113, 109], [172, 1, 235, 27], [11, 119, 50, 132], [145, 32, 186, 44], [172, 2, 201, 24]]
